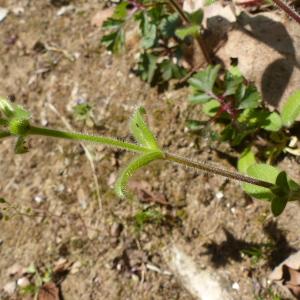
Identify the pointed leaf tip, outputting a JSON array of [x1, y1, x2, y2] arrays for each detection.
[[129, 107, 161, 150]]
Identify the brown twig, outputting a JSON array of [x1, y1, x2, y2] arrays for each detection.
[[167, 0, 213, 64]]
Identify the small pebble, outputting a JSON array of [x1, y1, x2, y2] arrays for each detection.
[[232, 282, 240, 290], [17, 277, 30, 288], [34, 194, 45, 204], [216, 191, 224, 200], [0, 7, 8, 23]]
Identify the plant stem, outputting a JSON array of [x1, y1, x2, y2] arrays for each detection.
[[272, 0, 300, 25], [28, 126, 149, 153], [167, 0, 212, 64], [26, 126, 274, 189], [165, 152, 274, 188]]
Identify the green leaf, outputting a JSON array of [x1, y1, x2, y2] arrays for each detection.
[[188, 93, 214, 104], [130, 107, 160, 150], [175, 24, 200, 40], [281, 90, 300, 127], [271, 196, 288, 216], [187, 9, 203, 24], [229, 66, 243, 77], [202, 99, 220, 116], [112, 1, 129, 20], [0, 97, 14, 118], [238, 86, 261, 109], [115, 151, 164, 198], [134, 209, 164, 230], [186, 119, 206, 131], [262, 112, 282, 132], [137, 52, 158, 83], [224, 73, 243, 96], [140, 12, 157, 49], [15, 136, 28, 154], [102, 18, 124, 30], [101, 29, 125, 53], [189, 65, 221, 93], [242, 164, 280, 200], [160, 13, 181, 38], [238, 147, 256, 174], [160, 60, 186, 81]]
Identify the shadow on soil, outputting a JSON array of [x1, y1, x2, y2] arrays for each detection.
[[202, 220, 296, 268], [206, 12, 297, 107]]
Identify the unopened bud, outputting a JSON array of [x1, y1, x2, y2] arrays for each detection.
[[9, 118, 30, 136]]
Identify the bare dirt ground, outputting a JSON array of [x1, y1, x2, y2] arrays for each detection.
[[1, 0, 300, 299]]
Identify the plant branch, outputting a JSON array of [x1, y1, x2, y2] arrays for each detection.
[[272, 0, 300, 25], [165, 152, 274, 188], [28, 126, 149, 153], [167, 0, 212, 64]]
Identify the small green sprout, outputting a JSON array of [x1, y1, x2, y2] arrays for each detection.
[[1, 97, 300, 216]]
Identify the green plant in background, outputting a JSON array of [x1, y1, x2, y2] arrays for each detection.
[[188, 65, 300, 162], [101, 0, 211, 86], [1, 97, 300, 216], [134, 208, 164, 230]]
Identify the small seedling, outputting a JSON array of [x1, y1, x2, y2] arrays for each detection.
[[101, 0, 211, 85], [134, 208, 164, 230], [1, 97, 300, 216], [189, 65, 300, 161]]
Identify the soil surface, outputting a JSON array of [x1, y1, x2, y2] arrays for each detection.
[[0, 1, 300, 300]]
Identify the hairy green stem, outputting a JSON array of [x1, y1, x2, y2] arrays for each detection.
[[15, 125, 274, 190], [28, 126, 149, 153], [164, 152, 274, 188], [167, 0, 212, 64]]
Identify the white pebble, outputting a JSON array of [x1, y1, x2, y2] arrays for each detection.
[[216, 191, 224, 200], [17, 277, 30, 288], [0, 7, 8, 23], [232, 282, 240, 290]]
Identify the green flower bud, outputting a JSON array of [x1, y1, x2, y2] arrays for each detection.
[[9, 118, 30, 136]]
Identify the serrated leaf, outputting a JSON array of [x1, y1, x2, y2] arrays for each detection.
[[202, 99, 220, 116], [189, 65, 221, 93], [160, 13, 181, 38], [238, 147, 256, 174], [271, 196, 288, 216], [242, 164, 280, 200], [224, 73, 243, 96], [115, 151, 164, 198], [262, 112, 282, 132], [140, 12, 157, 49], [130, 107, 160, 150], [101, 28, 125, 53], [238, 86, 261, 109], [14, 106, 30, 120], [281, 90, 300, 127], [187, 9, 203, 24], [175, 24, 200, 40]]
